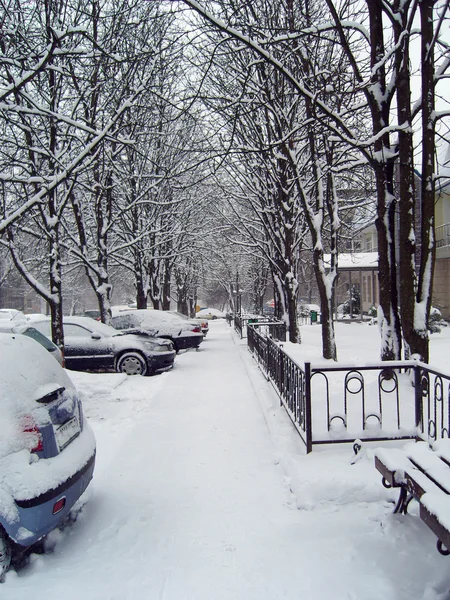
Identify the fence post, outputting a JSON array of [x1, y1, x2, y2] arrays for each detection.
[[305, 362, 313, 453], [414, 364, 423, 434], [279, 348, 283, 407]]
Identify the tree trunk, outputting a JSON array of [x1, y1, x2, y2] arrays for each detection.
[[394, 2, 418, 359], [135, 271, 148, 309], [161, 261, 171, 310], [413, 0, 436, 363], [367, 0, 402, 360], [374, 165, 402, 360]]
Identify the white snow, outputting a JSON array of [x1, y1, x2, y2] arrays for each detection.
[[196, 308, 226, 319], [324, 251, 379, 269], [3, 320, 450, 598], [0, 333, 96, 513]]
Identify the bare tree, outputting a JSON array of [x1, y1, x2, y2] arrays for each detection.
[[177, 0, 450, 362]]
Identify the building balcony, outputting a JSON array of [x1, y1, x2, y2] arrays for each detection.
[[436, 222, 450, 259], [436, 222, 450, 248]]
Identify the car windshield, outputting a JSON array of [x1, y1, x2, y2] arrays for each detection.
[[111, 314, 141, 329], [0, 311, 15, 320], [169, 311, 189, 320], [87, 320, 120, 337]]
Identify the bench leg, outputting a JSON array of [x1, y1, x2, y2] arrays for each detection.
[[381, 477, 411, 514], [393, 487, 412, 514], [437, 540, 450, 556]]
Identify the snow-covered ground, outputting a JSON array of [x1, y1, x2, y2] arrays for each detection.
[[4, 320, 450, 599]]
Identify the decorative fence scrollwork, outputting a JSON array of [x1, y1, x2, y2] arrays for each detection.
[[418, 366, 450, 442], [247, 324, 450, 453]]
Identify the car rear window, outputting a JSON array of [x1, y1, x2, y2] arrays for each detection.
[[35, 385, 66, 404], [22, 327, 57, 351], [111, 314, 139, 329]]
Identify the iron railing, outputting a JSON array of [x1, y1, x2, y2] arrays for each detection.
[[247, 324, 450, 453], [234, 315, 286, 341], [418, 365, 450, 441]]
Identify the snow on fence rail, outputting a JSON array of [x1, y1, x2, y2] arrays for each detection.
[[247, 324, 450, 454], [233, 315, 287, 341]]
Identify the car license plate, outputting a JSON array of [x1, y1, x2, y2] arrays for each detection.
[[55, 416, 81, 451]]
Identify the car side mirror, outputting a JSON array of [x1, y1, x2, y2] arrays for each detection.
[[91, 332, 101, 340]]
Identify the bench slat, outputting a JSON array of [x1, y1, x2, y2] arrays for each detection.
[[433, 439, 450, 466], [374, 448, 413, 486], [420, 501, 450, 553], [375, 443, 450, 556], [375, 448, 443, 496], [405, 442, 450, 495]]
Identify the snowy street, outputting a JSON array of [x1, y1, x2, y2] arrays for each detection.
[[4, 320, 450, 599], [1, 2, 449, 597]]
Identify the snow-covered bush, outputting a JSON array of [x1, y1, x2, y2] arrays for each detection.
[[429, 307, 447, 334]]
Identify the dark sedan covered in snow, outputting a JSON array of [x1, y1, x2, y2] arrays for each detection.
[[169, 311, 209, 337], [110, 309, 204, 353], [31, 316, 176, 376]]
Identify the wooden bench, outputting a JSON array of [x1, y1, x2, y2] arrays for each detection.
[[374, 439, 450, 555]]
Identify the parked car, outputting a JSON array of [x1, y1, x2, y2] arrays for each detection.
[[0, 322, 64, 366], [31, 316, 176, 376], [299, 303, 321, 318], [0, 308, 26, 322], [84, 309, 101, 320], [0, 332, 96, 579], [110, 309, 204, 353], [169, 311, 209, 337], [195, 308, 226, 320]]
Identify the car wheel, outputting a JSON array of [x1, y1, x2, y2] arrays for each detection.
[[116, 352, 148, 376], [0, 528, 11, 581]]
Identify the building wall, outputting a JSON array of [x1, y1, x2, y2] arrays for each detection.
[[436, 189, 450, 227], [433, 257, 450, 319], [361, 271, 379, 312]]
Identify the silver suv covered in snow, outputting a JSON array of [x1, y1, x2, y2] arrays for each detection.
[[0, 332, 96, 579]]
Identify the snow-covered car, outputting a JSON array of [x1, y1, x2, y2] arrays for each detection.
[[110, 309, 204, 353], [169, 311, 209, 337], [0, 308, 26, 323], [0, 322, 64, 366], [0, 332, 96, 579], [299, 303, 321, 318], [195, 308, 226, 320], [31, 316, 176, 376]]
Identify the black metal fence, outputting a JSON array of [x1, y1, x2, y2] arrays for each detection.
[[247, 324, 450, 453], [234, 315, 286, 341]]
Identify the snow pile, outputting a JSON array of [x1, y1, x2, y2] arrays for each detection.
[[2, 321, 450, 598]]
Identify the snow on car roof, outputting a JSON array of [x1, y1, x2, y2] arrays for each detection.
[[0, 333, 76, 467], [0, 333, 74, 407], [111, 309, 193, 330], [112, 308, 179, 320], [196, 308, 225, 317]]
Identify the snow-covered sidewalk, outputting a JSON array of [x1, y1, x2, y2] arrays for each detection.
[[4, 321, 450, 599]]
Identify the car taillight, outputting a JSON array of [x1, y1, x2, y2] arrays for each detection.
[[52, 497, 66, 515], [192, 326, 201, 333], [22, 416, 43, 453]]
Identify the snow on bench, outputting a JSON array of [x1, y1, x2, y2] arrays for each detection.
[[374, 439, 450, 555]]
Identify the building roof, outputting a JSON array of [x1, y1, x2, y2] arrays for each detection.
[[324, 252, 379, 270]]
